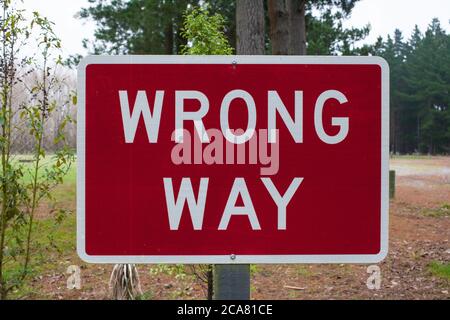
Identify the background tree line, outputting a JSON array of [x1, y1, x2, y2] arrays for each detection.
[[9, 69, 77, 153], [371, 21, 450, 154], [75, 0, 449, 154], [76, 0, 370, 56], [5, 1, 449, 155]]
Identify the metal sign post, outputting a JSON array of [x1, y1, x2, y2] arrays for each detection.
[[389, 170, 396, 199], [214, 265, 250, 300]]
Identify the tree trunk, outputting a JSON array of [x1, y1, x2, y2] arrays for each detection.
[[207, 265, 214, 300], [390, 109, 396, 153], [288, 0, 307, 55], [268, 0, 290, 55], [236, 0, 265, 55], [164, 21, 174, 54]]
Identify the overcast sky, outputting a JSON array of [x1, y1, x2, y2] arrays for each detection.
[[20, 0, 450, 58]]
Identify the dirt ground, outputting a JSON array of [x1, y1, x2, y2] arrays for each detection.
[[21, 156, 450, 300]]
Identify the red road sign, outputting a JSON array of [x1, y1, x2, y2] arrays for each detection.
[[77, 56, 389, 263]]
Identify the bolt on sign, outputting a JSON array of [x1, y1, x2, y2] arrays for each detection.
[[77, 56, 389, 264]]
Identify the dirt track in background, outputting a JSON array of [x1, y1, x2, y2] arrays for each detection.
[[23, 156, 450, 300]]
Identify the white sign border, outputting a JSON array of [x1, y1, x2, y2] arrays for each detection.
[[77, 55, 389, 264]]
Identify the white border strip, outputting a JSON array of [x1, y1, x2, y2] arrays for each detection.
[[77, 55, 389, 264]]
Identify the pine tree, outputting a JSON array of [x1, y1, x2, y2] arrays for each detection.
[[377, 19, 450, 154], [78, 0, 199, 54]]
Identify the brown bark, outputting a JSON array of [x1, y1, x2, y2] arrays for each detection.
[[236, 0, 265, 55], [164, 21, 174, 54], [268, 0, 290, 55], [288, 0, 307, 55]]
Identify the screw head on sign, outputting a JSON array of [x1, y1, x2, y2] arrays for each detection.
[[230, 254, 236, 260]]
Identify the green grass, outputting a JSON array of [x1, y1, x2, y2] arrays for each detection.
[[7, 213, 76, 299], [422, 203, 450, 217], [9, 155, 76, 187], [296, 265, 313, 277], [3, 155, 77, 299], [428, 261, 450, 280], [149, 264, 189, 280], [136, 290, 154, 300], [10, 155, 77, 203], [250, 264, 259, 276]]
